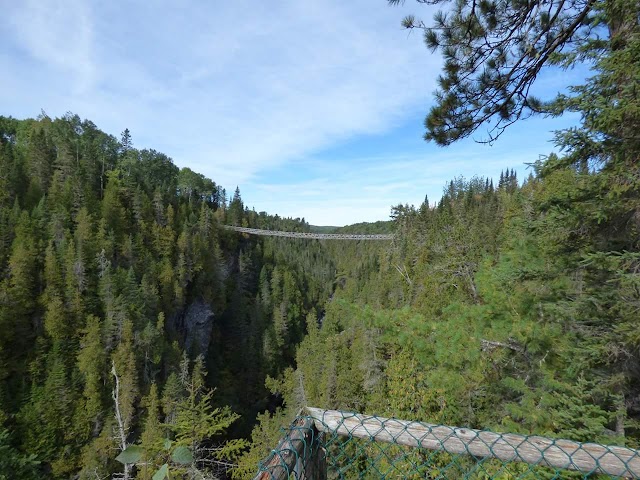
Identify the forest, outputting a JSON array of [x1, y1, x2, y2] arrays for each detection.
[[1, 0, 639, 478], [0, 112, 343, 478]]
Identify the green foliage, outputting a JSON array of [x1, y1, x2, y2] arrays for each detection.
[[393, 0, 637, 146], [244, 167, 640, 470], [170, 445, 193, 465], [115, 445, 144, 464], [152, 464, 168, 480], [0, 112, 334, 478], [109, 356, 247, 479], [0, 426, 39, 480]]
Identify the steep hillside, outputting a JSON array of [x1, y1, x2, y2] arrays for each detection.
[[0, 114, 336, 479]]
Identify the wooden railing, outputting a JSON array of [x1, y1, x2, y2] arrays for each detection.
[[254, 407, 640, 479], [253, 416, 326, 480]]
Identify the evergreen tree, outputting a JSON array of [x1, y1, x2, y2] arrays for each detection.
[[77, 315, 106, 429], [137, 384, 163, 480], [120, 128, 133, 155], [391, 0, 638, 145]]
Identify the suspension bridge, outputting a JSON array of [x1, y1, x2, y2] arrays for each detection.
[[223, 225, 394, 240]]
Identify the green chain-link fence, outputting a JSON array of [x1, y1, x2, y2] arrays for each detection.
[[254, 408, 640, 479]]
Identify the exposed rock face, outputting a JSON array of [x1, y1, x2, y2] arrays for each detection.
[[181, 300, 215, 356]]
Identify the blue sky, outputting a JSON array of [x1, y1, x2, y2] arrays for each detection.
[[1, 0, 583, 226]]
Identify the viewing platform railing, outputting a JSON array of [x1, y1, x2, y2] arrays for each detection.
[[254, 407, 640, 479]]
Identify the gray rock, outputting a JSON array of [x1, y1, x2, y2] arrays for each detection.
[[181, 300, 215, 355]]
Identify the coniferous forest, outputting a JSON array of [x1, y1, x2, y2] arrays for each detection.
[[1, 0, 639, 478], [0, 113, 340, 478]]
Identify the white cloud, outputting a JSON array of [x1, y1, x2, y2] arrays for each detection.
[[4, 0, 95, 94], [1, 1, 437, 178], [242, 112, 577, 226]]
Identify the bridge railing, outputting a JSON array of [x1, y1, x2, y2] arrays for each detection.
[[254, 407, 640, 479]]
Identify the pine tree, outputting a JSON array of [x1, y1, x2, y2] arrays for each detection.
[[228, 186, 244, 226], [24, 128, 54, 206], [120, 128, 133, 155], [77, 315, 106, 429], [390, 0, 638, 145], [137, 384, 163, 480], [112, 320, 138, 442], [0, 422, 39, 480], [168, 356, 246, 475]]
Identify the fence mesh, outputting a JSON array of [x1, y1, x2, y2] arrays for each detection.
[[254, 408, 640, 479]]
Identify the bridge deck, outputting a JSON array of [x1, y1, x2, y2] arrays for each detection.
[[224, 225, 393, 240]]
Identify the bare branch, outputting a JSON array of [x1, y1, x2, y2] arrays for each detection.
[[111, 361, 131, 480], [481, 338, 525, 353]]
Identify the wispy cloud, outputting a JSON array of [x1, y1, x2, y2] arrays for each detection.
[[243, 114, 574, 226], [4, 0, 95, 94], [2, 1, 436, 178]]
